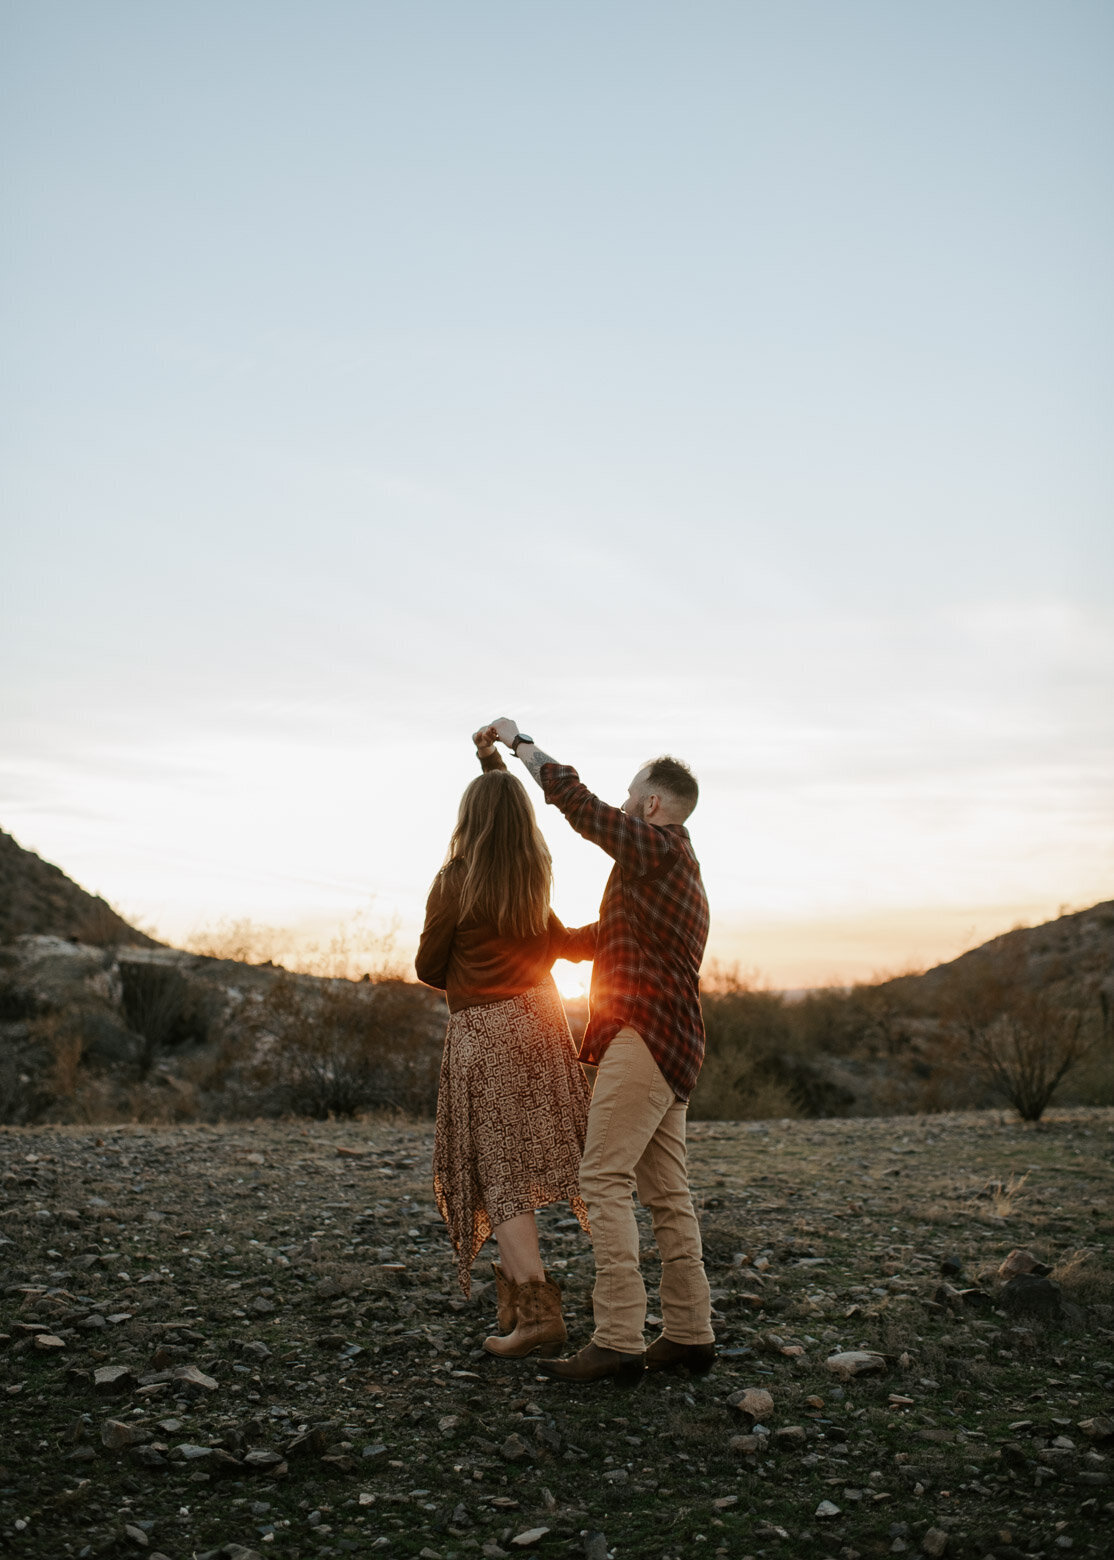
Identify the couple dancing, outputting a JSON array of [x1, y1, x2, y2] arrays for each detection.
[[415, 718, 714, 1385]]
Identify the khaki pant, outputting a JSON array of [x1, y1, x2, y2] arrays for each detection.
[[579, 1027, 714, 1354]]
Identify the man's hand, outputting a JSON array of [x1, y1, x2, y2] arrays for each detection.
[[472, 724, 499, 757], [489, 717, 520, 748]]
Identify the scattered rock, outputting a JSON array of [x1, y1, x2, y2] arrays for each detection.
[[101, 1419, 152, 1450], [243, 1449, 285, 1470], [170, 1443, 213, 1463], [94, 1365, 137, 1392], [173, 1364, 218, 1391], [284, 1424, 338, 1460], [998, 1248, 1051, 1280], [500, 1433, 533, 1462], [921, 1528, 949, 1556], [510, 1530, 550, 1548], [1078, 1416, 1114, 1441], [815, 1499, 841, 1518], [999, 1274, 1063, 1319], [32, 1332, 65, 1350], [130, 1446, 169, 1468], [826, 1350, 886, 1380], [727, 1386, 774, 1420]]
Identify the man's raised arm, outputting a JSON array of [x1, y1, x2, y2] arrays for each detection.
[[487, 717, 678, 879], [488, 718, 560, 786]]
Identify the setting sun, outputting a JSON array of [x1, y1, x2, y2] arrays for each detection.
[[552, 961, 587, 1000]]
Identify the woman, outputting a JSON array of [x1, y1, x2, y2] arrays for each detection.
[[415, 726, 595, 1358]]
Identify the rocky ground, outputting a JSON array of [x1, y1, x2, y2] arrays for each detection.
[[1, 1109, 1112, 1560]]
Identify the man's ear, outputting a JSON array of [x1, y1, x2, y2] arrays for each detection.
[[643, 792, 661, 820]]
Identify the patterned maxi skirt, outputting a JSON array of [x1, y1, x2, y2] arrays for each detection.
[[433, 977, 592, 1295]]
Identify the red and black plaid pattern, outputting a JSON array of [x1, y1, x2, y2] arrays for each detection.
[[541, 763, 710, 1102]]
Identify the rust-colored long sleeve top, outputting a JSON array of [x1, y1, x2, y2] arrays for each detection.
[[415, 748, 596, 1012]]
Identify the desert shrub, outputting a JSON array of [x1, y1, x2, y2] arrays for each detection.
[[118, 962, 215, 1076], [691, 979, 856, 1120], [186, 905, 403, 981], [966, 1000, 1092, 1121], [124, 1073, 200, 1124], [186, 918, 293, 967], [933, 942, 1098, 1120], [1051, 1249, 1114, 1312], [218, 973, 442, 1119], [0, 1028, 56, 1125], [0, 979, 38, 1021], [1059, 1040, 1114, 1107]]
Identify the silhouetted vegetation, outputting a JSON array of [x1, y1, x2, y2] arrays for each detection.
[[198, 972, 442, 1119], [1, 899, 1111, 1125], [119, 961, 216, 1077]]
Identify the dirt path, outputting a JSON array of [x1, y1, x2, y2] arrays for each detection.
[[1, 1108, 1111, 1559]]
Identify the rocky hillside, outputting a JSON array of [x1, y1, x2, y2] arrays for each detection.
[[0, 827, 159, 948], [883, 900, 1114, 1004]]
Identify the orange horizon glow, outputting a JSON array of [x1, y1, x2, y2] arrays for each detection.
[[151, 894, 1102, 996]]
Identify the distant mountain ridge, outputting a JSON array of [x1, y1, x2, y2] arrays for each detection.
[[884, 899, 1114, 1000], [1, 819, 1109, 994], [0, 828, 159, 948]]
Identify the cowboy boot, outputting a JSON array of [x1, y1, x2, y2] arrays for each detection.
[[483, 1274, 567, 1359], [644, 1333, 717, 1374], [536, 1340, 646, 1384], [491, 1262, 518, 1335]]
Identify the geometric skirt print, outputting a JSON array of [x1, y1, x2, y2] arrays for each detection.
[[433, 977, 591, 1295]]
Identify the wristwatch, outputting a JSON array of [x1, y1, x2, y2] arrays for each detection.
[[510, 732, 535, 754]]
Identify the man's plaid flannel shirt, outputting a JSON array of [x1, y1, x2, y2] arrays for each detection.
[[541, 762, 710, 1102]]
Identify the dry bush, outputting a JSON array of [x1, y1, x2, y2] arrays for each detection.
[[185, 917, 293, 966], [934, 940, 1100, 1121], [118, 962, 216, 1077], [48, 1019, 84, 1101], [967, 998, 1092, 1122], [0, 1048, 52, 1125], [209, 973, 442, 1119], [691, 975, 855, 1120], [1050, 1248, 1114, 1311], [185, 905, 403, 981], [975, 1171, 1029, 1218], [124, 1074, 200, 1124]]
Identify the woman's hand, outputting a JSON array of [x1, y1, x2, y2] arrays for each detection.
[[473, 724, 499, 756]]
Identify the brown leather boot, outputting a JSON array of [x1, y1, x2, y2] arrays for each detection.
[[483, 1274, 566, 1359], [536, 1340, 645, 1385], [644, 1333, 717, 1374], [491, 1262, 518, 1334]]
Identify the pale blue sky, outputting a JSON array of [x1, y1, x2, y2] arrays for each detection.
[[2, 1, 1111, 985]]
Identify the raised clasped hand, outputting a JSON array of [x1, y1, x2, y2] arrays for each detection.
[[489, 717, 519, 747], [472, 724, 499, 753]]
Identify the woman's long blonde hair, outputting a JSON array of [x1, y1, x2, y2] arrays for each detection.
[[446, 771, 552, 938]]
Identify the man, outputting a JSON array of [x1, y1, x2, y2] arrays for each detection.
[[487, 717, 715, 1384]]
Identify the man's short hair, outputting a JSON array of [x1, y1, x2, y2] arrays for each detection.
[[643, 755, 699, 818]]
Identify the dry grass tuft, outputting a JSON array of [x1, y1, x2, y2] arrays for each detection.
[[1052, 1247, 1114, 1309]]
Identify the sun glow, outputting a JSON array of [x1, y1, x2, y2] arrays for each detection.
[[552, 961, 587, 1000]]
